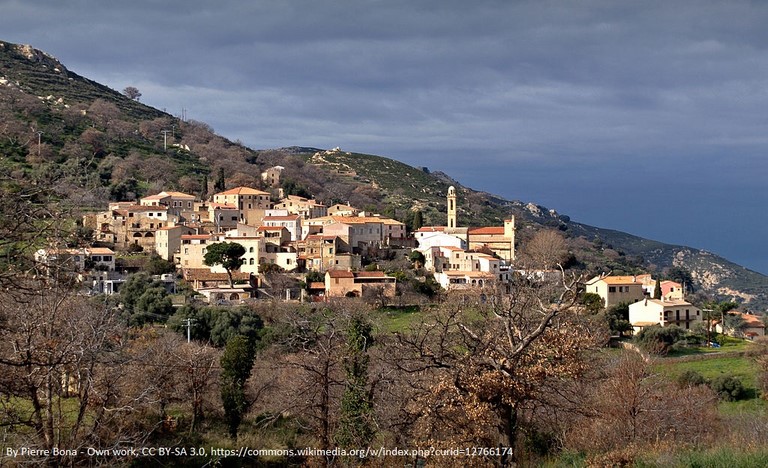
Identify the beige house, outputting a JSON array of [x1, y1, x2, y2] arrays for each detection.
[[324, 270, 397, 298], [140, 191, 197, 217], [467, 218, 516, 263], [297, 235, 361, 272], [274, 195, 328, 219], [213, 186, 272, 225], [321, 216, 388, 253], [175, 234, 219, 268], [435, 270, 497, 290], [261, 166, 284, 187], [182, 268, 257, 293], [380, 217, 407, 245], [92, 205, 169, 252], [262, 214, 302, 241], [629, 298, 702, 333], [155, 225, 196, 261], [430, 248, 503, 290], [327, 204, 359, 217], [585, 274, 650, 309], [176, 235, 261, 274], [715, 311, 766, 339]]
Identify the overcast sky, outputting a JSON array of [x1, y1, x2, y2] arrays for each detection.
[[2, 0, 767, 273]]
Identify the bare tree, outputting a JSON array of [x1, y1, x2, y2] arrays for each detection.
[[519, 229, 569, 270], [387, 275, 607, 464], [563, 351, 719, 461], [252, 302, 372, 452], [0, 282, 139, 461]]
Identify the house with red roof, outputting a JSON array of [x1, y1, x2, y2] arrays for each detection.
[[324, 270, 397, 298], [715, 311, 766, 339], [585, 274, 651, 308]]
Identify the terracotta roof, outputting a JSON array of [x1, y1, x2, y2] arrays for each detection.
[[183, 268, 251, 281], [305, 234, 337, 240], [468, 227, 505, 235], [329, 216, 383, 224], [127, 205, 168, 212], [593, 275, 650, 285], [327, 270, 355, 278], [309, 282, 326, 289], [354, 271, 389, 278], [257, 226, 286, 231], [215, 187, 270, 196], [87, 247, 115, 255], [728, 311, 765, 328], [417, 226, 446, 233], [164, 191, 196, 199], [263, 215, 301, 221], [380, 218, 405, 225]]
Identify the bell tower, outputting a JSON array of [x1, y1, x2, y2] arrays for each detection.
[[447, 186, 457, 229]]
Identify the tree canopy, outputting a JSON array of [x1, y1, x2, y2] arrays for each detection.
[[203, 242, 246, 287]]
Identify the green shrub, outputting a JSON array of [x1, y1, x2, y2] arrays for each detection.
[[709, 375, 747, 401], [677, 370, 707, 388], [635, 325, 686, 355]]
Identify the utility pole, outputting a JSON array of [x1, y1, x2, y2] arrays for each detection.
[[183, 317, 195, 343], [36, 131, 43, 157], [161, 130, 171, 151]]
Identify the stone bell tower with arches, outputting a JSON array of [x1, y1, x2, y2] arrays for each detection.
[[447, 186, 457, 229]]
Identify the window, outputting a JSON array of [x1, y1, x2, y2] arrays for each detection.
[[608, 286, 616, 293]]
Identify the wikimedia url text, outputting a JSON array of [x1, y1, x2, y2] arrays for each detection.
[[5, 446, 513, 459]]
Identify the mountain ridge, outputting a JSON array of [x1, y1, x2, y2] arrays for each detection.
[[1, 39, 766, 311]]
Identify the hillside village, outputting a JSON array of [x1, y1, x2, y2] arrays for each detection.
[[32, 160, 764, 338], [4, 39, 768, 466]]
